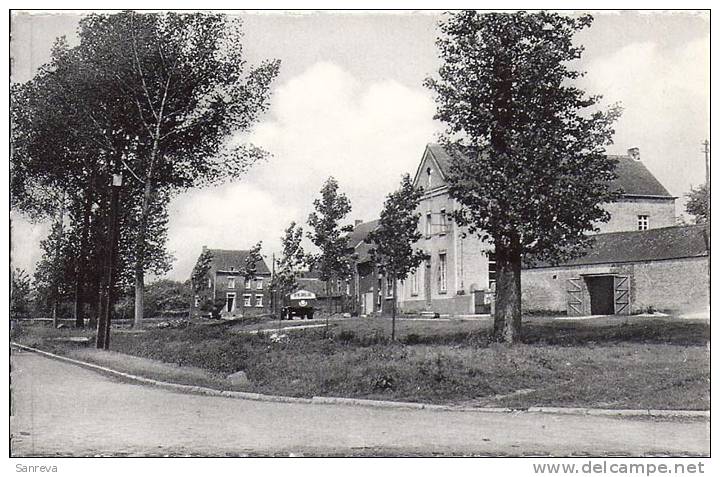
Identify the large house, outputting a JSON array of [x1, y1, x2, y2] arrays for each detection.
[[190, 247, 272, 318], [354, 143, 706, 317]]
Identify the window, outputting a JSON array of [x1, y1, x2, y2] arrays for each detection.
[[377, 278, 383, 307], [255, 295, 263, 307], [425, 212, 432, 237], [208, 277, 212, 289], [427, 167, 432, 188], [410, 269, 419, 296], [243, 294, 252, 307], [638, 215, 649, 231], [256, 278, 263, 290], [227, 276, 235, 289], [386, 278, 394, 298], [488, 251, 497, 287], [226, 293, 236, 312], [438, 253, 447, 293], [244, 278, 252, 289], [194, 295, 200, 307], [439, 209, 448, 235]]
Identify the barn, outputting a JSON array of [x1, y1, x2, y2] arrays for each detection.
[[521, 225, 709, 316]]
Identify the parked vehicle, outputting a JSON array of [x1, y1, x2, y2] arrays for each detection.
[[281, 289, 316, 320]]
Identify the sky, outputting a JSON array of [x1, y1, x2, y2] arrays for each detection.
[[9, 10, 710, 282]]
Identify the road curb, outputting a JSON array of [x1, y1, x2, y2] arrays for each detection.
[[10, 342, 313, 406], [11, 342, 710, 419]]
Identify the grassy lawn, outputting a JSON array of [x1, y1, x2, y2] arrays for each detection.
[[11, 315, 709, 410]]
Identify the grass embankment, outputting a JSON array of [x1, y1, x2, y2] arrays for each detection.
[[11, 316, 710, 410]]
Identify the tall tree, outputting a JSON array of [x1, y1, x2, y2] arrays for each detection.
[[32, 221, 76, 320], [365, 175, 427, 340], [307, 177, 354, 311], [271, 222, 306, 315], [11, 11, 280, 329], [71, 11, 280, 327], [425, 11, 621, 343], [685, 184, 709, 224], [244, 241, 264, 284]]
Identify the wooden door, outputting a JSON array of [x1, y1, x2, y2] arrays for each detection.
[[613, 275, 630, 315], [424, 258, 432, 308], [566, 278, 584, 316]]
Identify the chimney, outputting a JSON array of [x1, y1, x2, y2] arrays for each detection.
[[202, 245, 207, 252], [354, 219, 363, 226], [627, 147, 640, 161]]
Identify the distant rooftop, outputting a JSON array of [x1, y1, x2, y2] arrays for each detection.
[[201, 248, 271, 275]]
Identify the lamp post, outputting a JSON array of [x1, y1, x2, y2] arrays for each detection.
[[96, 172, 123, 349]]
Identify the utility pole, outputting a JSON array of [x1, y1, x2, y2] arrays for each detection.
[[96, 172, 123, 349], [52, 191, 66, 328], [703, 140, 710, 220], [702, 139, 710, 304]]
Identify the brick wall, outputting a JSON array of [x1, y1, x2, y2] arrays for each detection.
[[214, 272, 271, 317]]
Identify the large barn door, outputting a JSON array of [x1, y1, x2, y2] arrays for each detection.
[[613, 275, 630, 315], [566, 278, 584, 316]]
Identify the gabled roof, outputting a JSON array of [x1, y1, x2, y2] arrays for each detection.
[[422, 143, 674, 198], [608, 154, 673, 197], [527, 225, 709, 269], [346, 219, 380, 249], [203, 248, 271, 275]]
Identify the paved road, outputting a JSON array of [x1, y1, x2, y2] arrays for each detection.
[[10, 350, 709, 456]]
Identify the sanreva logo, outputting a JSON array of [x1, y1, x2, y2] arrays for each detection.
[[290, 290, 316, 300]]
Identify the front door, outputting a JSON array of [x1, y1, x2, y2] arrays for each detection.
[[424, 257, 432, 309], [226, 293, 235, 313]]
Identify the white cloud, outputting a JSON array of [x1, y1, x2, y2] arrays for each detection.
[[577, 36, 709, 203], [164, 61, 439, 280], [10, 213, 49, 276]]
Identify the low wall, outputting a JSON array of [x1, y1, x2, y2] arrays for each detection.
[[398, 294, 473, 315]]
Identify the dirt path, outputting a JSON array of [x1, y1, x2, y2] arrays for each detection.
[[10, 350, 709, 456]]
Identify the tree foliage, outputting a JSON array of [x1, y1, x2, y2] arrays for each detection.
[[307, 177, 354, 283], [366, 175, 428, 338], [244, 241, 264, 282], [272, 221, 306, 298], [685, 183, 709, 224], [143, 279, 193, 316], [11, 11, 280, 327], [191, 249, 214, 293], [11, 268, 32, 317], [366, 175, 427, 281], [425, 11, 621, 342]]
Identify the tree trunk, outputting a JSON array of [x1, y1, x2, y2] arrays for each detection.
[[134, 179, 153, 328], [391, 276, 397, 341], [492, 243, 522, 344], [52, 193, 66, 328], [73, 191, 93, 328]]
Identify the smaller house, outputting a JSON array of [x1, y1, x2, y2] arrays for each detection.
[[190, 246, 272, 319], [346, 219, 398, 316]]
